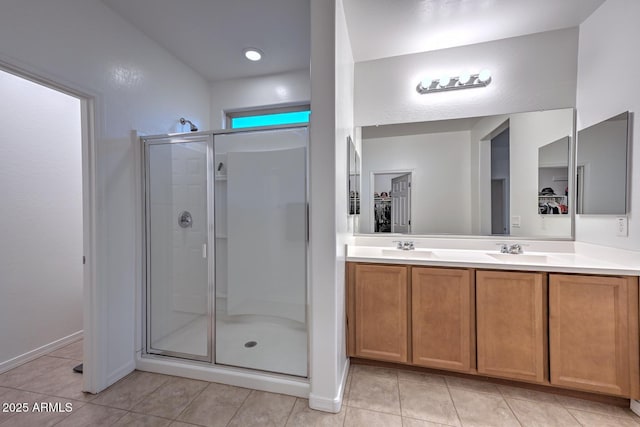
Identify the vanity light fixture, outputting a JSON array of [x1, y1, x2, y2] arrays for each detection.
[[417, 69, 492, 94]]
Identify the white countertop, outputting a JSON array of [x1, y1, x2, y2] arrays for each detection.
[[346, 245, 640, 276]]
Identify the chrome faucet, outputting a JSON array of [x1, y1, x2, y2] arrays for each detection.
[[499, 243, 523, 254], [393, 240, 415, 250], [508, 243, 523, 254]]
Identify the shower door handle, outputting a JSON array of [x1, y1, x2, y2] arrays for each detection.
[[202, 243, 207, 259]]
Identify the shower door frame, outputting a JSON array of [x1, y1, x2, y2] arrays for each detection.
[[142, 133, 215, 363], [141, 124, 309, 376]]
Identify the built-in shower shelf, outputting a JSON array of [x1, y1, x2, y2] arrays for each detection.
[[215, 176, 227, 181]]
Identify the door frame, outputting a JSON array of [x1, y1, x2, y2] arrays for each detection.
[[0, 60, 98, 392], [141, 135, 215, 363]]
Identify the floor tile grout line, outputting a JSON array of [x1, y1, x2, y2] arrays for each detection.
[[123, 409, 175, 424], [0, 383, 96, 405], [501, 395, 525, 427], [108, 406, 130, 426], [282, 396, 298, 426], [344, 372, 403, 417], [47, 401, 128, 426], [496, 385, 525, 426], [132, 372, 173, 408], [171, 378, 210, 422], [556, 397, 638, 421], [42, 355, 83, 361], [95, 371, 174, 412], [342, 401, 348, 427], [343, 400, 403, 417], [402, 416, 459, 427], [224, 387, 254, 426], [443, 376, 464, 427], [564, 407, 588, 427], [396, 368, 403, 420], [563, 406, 640, 425]]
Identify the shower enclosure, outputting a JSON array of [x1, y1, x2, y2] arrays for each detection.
[[143, 126, 308, 378]]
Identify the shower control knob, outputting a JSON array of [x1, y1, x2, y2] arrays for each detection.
[[178, 211, 193, 228]]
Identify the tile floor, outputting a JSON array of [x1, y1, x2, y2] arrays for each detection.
[[1, 340, 640, 426]]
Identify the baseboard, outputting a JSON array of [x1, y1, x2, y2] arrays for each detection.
[[309, 359, 350, 413], [0, 330, 83, 374], [631, 399, 640, 416]]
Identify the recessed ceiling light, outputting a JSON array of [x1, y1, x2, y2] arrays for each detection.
[[244, 48, 263, 61]]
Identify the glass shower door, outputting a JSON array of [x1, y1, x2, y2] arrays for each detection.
[[214, 127, 308, 377], [145, 136, 212, 361]]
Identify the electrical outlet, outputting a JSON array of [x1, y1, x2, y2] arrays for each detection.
[[616, 217, 628, 237], [511, 216, 521, 228]]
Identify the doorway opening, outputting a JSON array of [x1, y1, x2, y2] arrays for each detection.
[[0, 64, 94, 390], [371, 171, 412, 233], [490, 128, 510, 235]]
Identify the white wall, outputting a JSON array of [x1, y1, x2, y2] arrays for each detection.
[[508, 110, 574, 237], [374, 173, 403, 195], [354, 28, 578, 127], [308, 0, 351, 412], [0, 0, 211, 391], [575, 0, 640, 250], [210, 69, 310, 128], [218, 129, 307, 326], [539, 167, 568, 200], [472, 110, 573, 237], [333, 0, 354, 410], [470, 115, 509, 234], [0, 70, 83, 370], [361, 131, 472, 235]]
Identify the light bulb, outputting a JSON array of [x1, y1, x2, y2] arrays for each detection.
[[458, 72, 472, 85], [419, 76, 433, 90], [478, 69, 492, 83], [439, 76, 451, 88], [243, 48, 263, 61]]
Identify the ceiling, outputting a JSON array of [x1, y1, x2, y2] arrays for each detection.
[[101, 0, 310, 82], [101, 0, 605, 83], [343, 0, 605, 62]]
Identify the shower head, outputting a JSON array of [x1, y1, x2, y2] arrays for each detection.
[[179, 117, 198, 132]]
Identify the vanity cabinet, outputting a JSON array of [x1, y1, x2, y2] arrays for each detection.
[[412, 267, 475, 372], [347, 263, 408, 363], [346, 261, 640, 398], [549, 274, 640, 397], [476, 271, 548, 383]]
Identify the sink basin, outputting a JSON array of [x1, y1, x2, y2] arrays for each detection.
[[432, 250, 494, 263], [488, 253, 552, 264], [381, 249, 434, 259]]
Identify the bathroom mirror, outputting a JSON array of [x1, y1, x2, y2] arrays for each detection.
[[538, 136, 569, 216], [348, 136, 361, 215], [357, 107, 575, 238], [576, 111, 631, 215]]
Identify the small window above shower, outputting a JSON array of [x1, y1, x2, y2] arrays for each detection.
[[225, 104, 310, 130]]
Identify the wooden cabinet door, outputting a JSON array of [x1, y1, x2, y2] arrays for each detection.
[[476, 270, 548, 383], [549, 274, 639, 397], [350, 263, 408, 363], [412, 267, 475, 372]]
